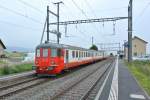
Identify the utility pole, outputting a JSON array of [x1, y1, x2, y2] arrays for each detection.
[[128, 0, 133, 62], [47, 6, 49, 42], [54, 1, 63, 44], [92, 36, 94, 45], [119, 42, 121, 51]]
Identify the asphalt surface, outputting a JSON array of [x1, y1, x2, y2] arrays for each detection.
[[118, 59, 149, 100], [97, 58, 149, 100]]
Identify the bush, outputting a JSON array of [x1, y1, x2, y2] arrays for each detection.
[[0, 63, 33, 76]]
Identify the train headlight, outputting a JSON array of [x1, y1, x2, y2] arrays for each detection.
[[35, 60, 38, 64], [32, 66, 36, 70], [51, 61, 56, 65]]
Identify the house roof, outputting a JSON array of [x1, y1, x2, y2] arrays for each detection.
[[0, 39, 6, 49], [133, 36, 148, 44]]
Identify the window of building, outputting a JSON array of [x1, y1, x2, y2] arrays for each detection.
[[134, 45, 136, 48], [134, 52, 137, 56]]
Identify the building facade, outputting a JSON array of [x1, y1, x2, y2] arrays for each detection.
[[124, 36, 148, 59]]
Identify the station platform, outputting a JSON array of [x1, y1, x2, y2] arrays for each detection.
[[118, 60, 149, 100], [97, 58, 149, 100]]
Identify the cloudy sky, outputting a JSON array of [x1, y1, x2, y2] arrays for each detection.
[[0, 0, 149, 52]]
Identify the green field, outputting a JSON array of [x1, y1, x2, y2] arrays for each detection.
[[0, 63, 33, 76], [0, 60, 7, 64], [126, 61, 150, 95]]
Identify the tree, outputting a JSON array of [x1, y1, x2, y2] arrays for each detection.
[[90, 44, 98, 51]]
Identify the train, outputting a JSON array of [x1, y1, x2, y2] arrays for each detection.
[[33, 42, 107, 75]]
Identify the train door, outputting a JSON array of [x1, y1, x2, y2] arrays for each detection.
[[65, 50, 69, 63]]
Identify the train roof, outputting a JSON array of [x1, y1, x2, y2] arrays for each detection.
[[36, 42, 101, 52]]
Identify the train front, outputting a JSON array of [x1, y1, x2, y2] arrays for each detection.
[[32, 43, 64, 75]]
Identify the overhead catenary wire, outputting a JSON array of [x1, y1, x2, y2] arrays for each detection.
[[62, 3, 90, 40], [135, 2, 150, 22], [84, 0, 104, 37], [71, 0, 88, 18], [0, 4, 43, 24], [71, 0, 101, 35], [0, 20, 41, 31], [84, 0, 97, 18], [17, 0, 44, 14]]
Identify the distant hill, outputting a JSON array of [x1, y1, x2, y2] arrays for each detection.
[[6, 46, 34, 52]]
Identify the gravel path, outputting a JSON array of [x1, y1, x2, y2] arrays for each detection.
[[4, 59, 111, 100]]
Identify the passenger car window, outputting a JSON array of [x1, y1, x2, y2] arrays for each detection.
[[43, 48, 48, 57], [72, 51, 75, 58], [76, 51, 78, 58], [51, 48, 57, 57], [36, 49, 40, 57]]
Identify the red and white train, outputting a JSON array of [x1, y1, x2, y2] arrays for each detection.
[[33, 43, 107, 75]]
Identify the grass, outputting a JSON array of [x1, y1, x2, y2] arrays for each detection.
[[0, 60, 7, 64], [0, 63, 33, 76], [4, 51, 27, 58], [125, 60, 150, 96]]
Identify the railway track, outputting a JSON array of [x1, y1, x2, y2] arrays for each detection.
[[0, 77, 50, 99], [0, 58, 114, 100], [50, 59, 114, 100], [0, 77, 38, 91], [0, 71, 35, 82]]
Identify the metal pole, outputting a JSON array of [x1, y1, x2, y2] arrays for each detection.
[[57, 3, 60, 44], [92, 36, 94, 45], [119, 43, 121, 51], [54, 1, 63, 44], [40, 17, 47, 44], [47, 6, 49, 42], [128, 0, 132, 62]]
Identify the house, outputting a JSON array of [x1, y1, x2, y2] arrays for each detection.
[[124, 36, 148, 59], [0, 39, 6, 57]]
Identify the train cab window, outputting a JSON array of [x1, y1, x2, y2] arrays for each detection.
[[51, 48, 57, 57], [57, 49, 61, 57], [43, 48, 48, 57], [36, 49, 40, 57]]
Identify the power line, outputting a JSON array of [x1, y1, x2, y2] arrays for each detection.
[[135, 2, 150, 21], [84, 0, 97, 18], [71, 0, 88, 18], [0, 4, 43, 24], [0, 20, 41, 31], [62, 3, 90, 41], [84, 0, 104, 36], [17, 0, 44, 14], [71, 0, 102, 37]]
